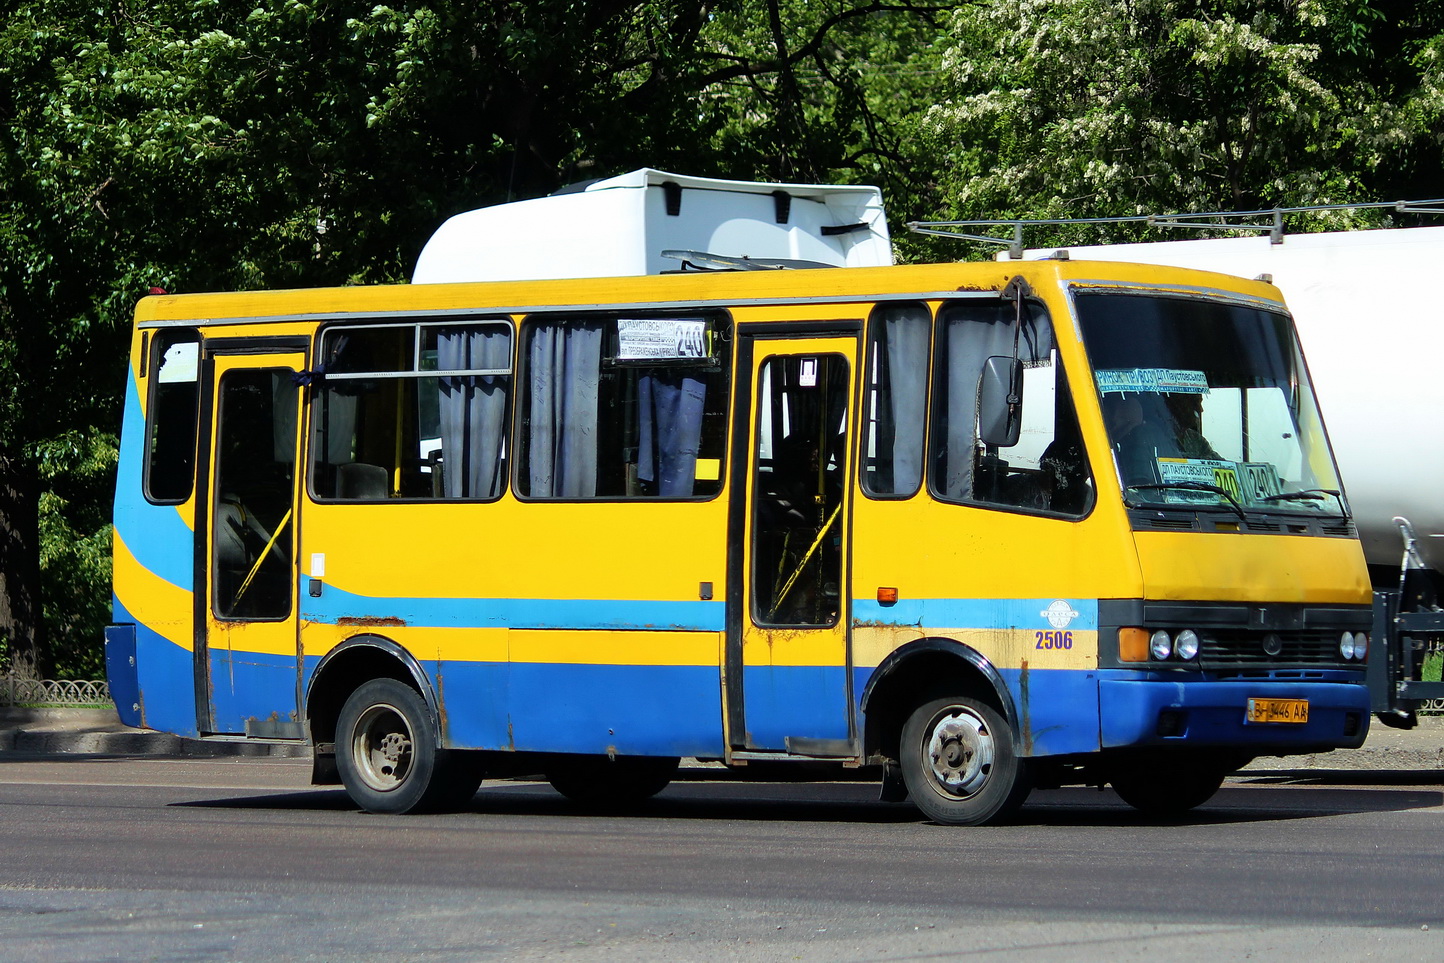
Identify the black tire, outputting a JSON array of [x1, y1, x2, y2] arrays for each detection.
[[335, 678, 482, 814], [899, 695, 1031, 826], [1111, 764, 1227, 816], [545, 755, 680, 808]]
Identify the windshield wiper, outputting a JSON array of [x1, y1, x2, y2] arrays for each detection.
[[1126, 482, 1247, 520], [1259, 489, 1348, 518]]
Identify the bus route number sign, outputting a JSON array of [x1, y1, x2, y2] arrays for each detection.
[[617, 318, 708, 360]]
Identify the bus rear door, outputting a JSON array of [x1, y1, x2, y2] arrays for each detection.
[[197, 344, 305, 737], [729, 331, 858, 757]]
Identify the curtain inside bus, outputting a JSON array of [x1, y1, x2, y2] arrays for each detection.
[[637, 371, 706, 496], [527, 322, 603, 497], [437, 327, 511, 499]]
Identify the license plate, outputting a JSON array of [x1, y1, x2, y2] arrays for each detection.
[[1246, 698, 1309, 724]]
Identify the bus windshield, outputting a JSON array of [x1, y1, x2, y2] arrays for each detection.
[[1074, 291, 1347, 518]]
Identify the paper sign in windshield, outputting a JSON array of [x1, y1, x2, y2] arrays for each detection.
[[1157, 457, 1241, 503], [617, 318, 708, 360], [1097, 368, 1209, 395], [1156, 458, 1283, 506], [1239, 462, 1283, 502]]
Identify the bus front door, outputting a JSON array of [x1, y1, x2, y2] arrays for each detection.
[[729, 334, 858, 757], [197, 347, 305, 737]]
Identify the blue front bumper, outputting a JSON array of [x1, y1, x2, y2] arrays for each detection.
[[1098, 670, 1369, 754]]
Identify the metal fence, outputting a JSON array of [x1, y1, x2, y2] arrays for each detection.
[[0, 675, 112, 708]]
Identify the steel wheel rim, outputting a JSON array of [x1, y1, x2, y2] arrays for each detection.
[[922, 705, 994, 799], [351, 702, 414, 793]]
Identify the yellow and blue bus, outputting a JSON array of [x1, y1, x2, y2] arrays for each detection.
[[105, 257, 1373, 824]]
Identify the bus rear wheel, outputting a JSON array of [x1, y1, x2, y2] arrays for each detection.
[[899, 695, 1031, 826], [335, 678, 482, 814], [546, 755, 680, 808], [1110, 762, 1227, 816]]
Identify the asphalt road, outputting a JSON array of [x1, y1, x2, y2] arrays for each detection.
[[0, 755, 1441, 962]]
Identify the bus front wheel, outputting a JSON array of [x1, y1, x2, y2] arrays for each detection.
[[335, 678, 482, 814], [899, 695, 1031, 826]]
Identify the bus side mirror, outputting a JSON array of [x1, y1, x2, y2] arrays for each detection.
[[978, 355, 1023, 448]]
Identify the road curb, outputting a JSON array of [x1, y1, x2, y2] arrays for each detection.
[[0, 708, 309, 758]]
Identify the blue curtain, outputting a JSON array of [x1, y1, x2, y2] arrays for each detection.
[[638, 372, 707, 496]]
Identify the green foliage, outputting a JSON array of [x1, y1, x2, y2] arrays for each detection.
[[37, 432, 118, 679], [920, 0, 1444, 252]]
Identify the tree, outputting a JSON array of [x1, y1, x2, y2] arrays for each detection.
[[0, 0, 961, 678], [919, 0, 1444, 251]]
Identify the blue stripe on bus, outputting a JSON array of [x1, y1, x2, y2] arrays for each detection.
[[207, 647, 310, 735], [106, 608, 1368, 759], [448, 660, 725, 756], [743, 664, 851, 749], [300, 583, 727, 632], [852, 597, 1099, 631], [113, 371, 195, 592], [301, 587, 1092, 634]]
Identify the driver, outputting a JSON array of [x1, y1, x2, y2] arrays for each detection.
[[1165, 393, 1222, 460]]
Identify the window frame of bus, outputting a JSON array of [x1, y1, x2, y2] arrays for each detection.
[[513, 309, 732, 501], [925, 297, 1092, 519], [307, 317, 515, 503], [143, 327, 203, 505]]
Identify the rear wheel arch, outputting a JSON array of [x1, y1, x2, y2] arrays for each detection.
[[305, 635, 438, 749]]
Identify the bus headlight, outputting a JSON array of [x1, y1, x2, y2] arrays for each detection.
[[1150, 630, 1173, 661], [1341, 631, 1368, 661], [1175, 629, 1200, 661]]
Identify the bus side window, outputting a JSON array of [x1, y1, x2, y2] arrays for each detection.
[[861, 302, 929, 497], [517, 314, 730, 499], [310, 321, 513, 501], [144, 329, 202, 503], [930, 301, 1090, 516]]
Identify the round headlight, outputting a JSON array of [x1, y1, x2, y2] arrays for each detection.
[[1339, 631, 1356, 660], [1150, 630, 1173, 661], [1353, 632, 1369, 661], [1175, 629, 1200, 660]]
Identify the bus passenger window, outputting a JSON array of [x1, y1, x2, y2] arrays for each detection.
[[310, 320, 512, 501], [517, 313, 730, 499], [144, 330, 201, 503], [861, 302, 929, 497], [930, 300, 1091, 516]]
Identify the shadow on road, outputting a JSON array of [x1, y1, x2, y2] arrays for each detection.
[[170, 778, 1444, 827]]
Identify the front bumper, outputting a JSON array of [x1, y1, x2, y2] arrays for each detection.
[[1098, 670, 1369, 754]]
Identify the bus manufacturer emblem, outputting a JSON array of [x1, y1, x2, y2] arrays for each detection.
[[1042, 600, 1079, 629]]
